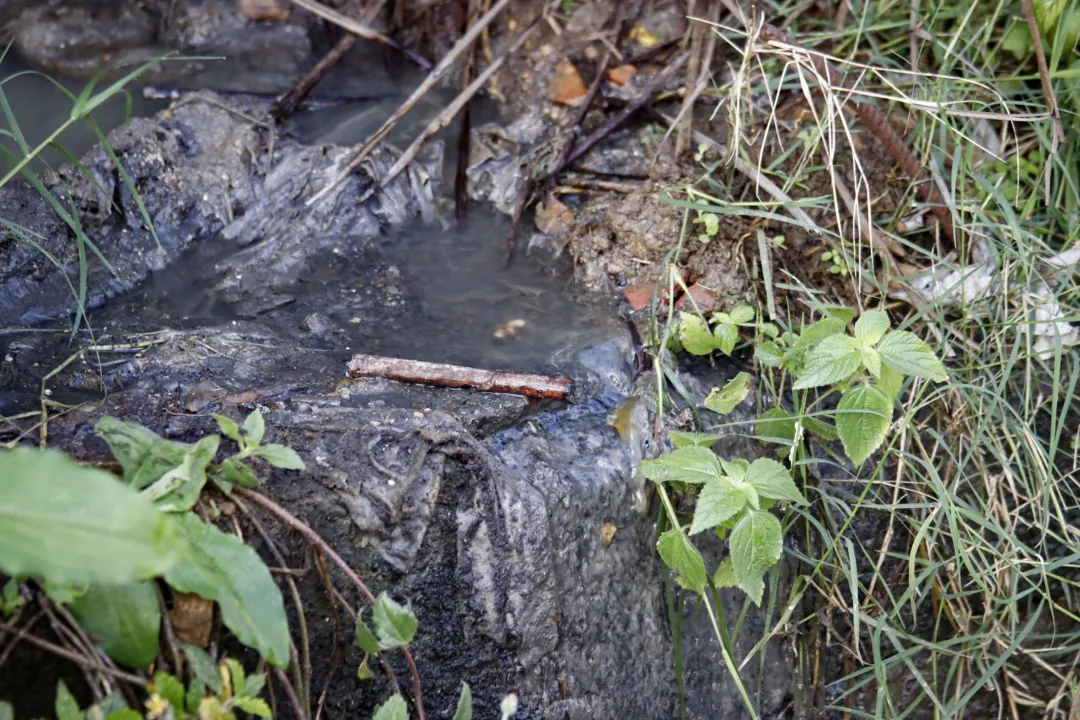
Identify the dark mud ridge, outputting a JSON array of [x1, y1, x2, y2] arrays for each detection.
[[0, 22, 793, 720]]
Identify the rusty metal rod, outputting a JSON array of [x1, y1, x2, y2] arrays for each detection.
[[347, 354, 574, 401]]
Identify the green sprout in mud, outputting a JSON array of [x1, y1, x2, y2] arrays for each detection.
[[695, 210, 720, 243], [677, 305, 759, 356], [819, 249, 848, 275]]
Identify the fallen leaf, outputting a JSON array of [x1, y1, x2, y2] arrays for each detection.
[[535, 196, 575, 233], [623, 281, 659, 310], [170, 591, 214, 647], [606, 65, 636, 87], [675, 281, 719, 312], [236, 0, 289, 21], [548, 62, 588, 106], [600, 522, 617, 547]]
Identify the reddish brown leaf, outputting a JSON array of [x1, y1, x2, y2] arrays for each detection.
[[548, 62, 588, 107]]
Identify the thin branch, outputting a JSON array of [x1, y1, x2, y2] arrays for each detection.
[[0, 617, 146, 686], [273, 666, 309, 720], [283, 0, 430, 70], [356, 19, 541, 204], [309, 0, 515, 205], [346, 353, 574, 401], [232, 488, 427, 720]]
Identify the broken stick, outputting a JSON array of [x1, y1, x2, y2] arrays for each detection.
[[308, 0, 515, 205], [346, 354, 575, 401], [284, 0, 431, 70]]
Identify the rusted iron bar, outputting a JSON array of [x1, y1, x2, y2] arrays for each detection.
[[347, 354, 575, 401], [758, 23, 955, 242]]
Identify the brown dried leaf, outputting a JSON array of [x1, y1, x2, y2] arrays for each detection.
[[535, 196, 575, 234], [547, 62, 588, 107], [606, 65, 636, 87], [170, 591, 214, 647], [236, 0, 289, 21]]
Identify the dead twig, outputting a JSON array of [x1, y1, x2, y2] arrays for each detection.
[[563, 53, 688, 171], [232, 488, 427, 720], [272, 666, 309, 720], [310, 0, 515, 205], [1020, 0, 1065, 202], [283, 0, 430, 70], [347, 354, 574, 401], [311, 551, 342, 720], [758, 23, 956, 243], [275, 0, 389, 118], [356, 19, 540, 204], [0, 617, 146, 686]]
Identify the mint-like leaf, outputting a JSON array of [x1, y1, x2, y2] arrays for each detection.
[[876, 331, 947, 382], [656, 529, 707, 594], [854, 310, 890, 346], [689, 479, 746, 535], [729, 510, 783, 606], [373, 592, 418, 649], [640, 446, 723, 485], [794, 334, 862, 389], [702, 372, 752, 415], [746, 458, 808, 506], [713, 322, 739, 356], [836, 385, 893, 466], [679, 312, 716, 355]]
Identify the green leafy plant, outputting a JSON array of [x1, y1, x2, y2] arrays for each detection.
[[678, 305, 756, 356], [642, 447, 807, 604], [0, 409, 305, 671]]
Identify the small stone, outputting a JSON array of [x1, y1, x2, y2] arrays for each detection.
[[535, 195, 575, 234], [623, 281, 659, 310], [600, 522, 617, 547], [675, 281, 719, 312], [236, 0, 289, 21], [300, 312, 334, 335]]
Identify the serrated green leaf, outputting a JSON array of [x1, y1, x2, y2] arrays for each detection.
[[689, 479, 746, 534], [860, 346, 881, 379], [729, 511, 783, 606], [669, 431, 723, 448], [712, 557, 736, 588], [854, 310, 890, 346], [165, 515, 289, 668], [141, 436, 220, 512], [254, 444, 305, 471], [760, 322, 780, 339], [877, 365, 904, 401], [876, 331, 947, 382], [243, 411, 266, 445], [793, 334, 863, 389], [152, 672, 185, 713], [721, 457, 750, 483], [819, 305, 857, 324], [679, 312, 716, 355], [233, 697, 272, 717], [746, 458, 807, 505], [794, 316, 846, 349], [183, 645, 222, 694], [729, 305, 755, 324], [836, 385, 893, 466], [754, 341, 787, 368], [56, 681, 83, 720], [95, 417, 192, 490], [452, 682, 473, 720], [0, 448, 182, 585], [713, 322, 739, 356], [373, 694, 409, 720], [702, 372, 752, 415], [68, 580, 160, 668], [656, 529, 707, 594], [355, 615, 381, 654], [756, 408, 796, 446], [639, 446, 723, 485], [373, 592, 418, 649], [212, 415, 242, 443]]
